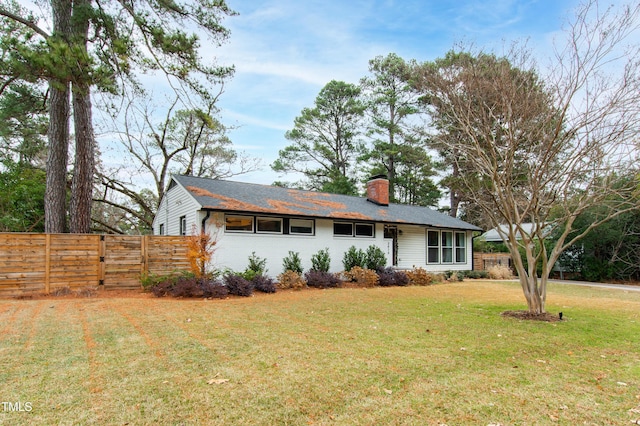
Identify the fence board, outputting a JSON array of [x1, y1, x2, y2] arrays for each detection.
[[0, 233, 191, 296]]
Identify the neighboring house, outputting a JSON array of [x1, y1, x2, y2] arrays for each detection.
[[153, 175, 483, 276], [481, 223, 540, 243]]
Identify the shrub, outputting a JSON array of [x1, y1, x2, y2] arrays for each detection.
[[305, 270, 342, 289], [376, 267, 409, 287], [311, 248, 331, 273], [342, 246, 366, 271], [464, 270, 489, 279], [186, 229, 217, 277], [170, 276, 204, 298], [247, 252, 268, 275], [406, 267, 435, 286], [276, 270, 306, 290], [151, 280, 175, 297], [343, 266, 379, 287], [150, 275, 228, 299], [443, 270, 464, 281], [366, 245, 387, 270], [487, 265, 513, 280], [142, 271, 195, 291], [282, 251, 303, 274], [252, 274, 277, 293], [200, 280, 228, 299], [224, 274, 253, 297], [141, 272, 167, 290]]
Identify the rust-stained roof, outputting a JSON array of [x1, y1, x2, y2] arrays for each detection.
[[171, 175, 482, 231]]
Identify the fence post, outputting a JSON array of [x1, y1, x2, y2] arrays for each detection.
[[141, 236, 148, 285], [99, 235, 106, 286]]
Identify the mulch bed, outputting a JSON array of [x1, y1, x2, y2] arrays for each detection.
[[501, 310, 563, 322]]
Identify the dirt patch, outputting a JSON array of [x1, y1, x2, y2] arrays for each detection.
[[501, 310, 563, 322], [8, 288, 153, 301]]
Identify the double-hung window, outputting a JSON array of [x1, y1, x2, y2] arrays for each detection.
[[441, 231, 453, 264], [455, 232, 466, 263], [427, 231, 439, 263]]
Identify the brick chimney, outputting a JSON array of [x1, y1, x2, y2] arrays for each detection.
[[366, 175, 389, 206]]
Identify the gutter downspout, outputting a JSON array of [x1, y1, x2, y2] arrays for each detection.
[[201, 210, 211, 234]]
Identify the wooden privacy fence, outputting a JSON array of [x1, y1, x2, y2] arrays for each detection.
[[0, 233, 190, 296], [473, 252, 512, 271]]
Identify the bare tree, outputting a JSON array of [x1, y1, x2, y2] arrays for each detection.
[[413, 1, 640, 314], [94, 95, 260, 233]]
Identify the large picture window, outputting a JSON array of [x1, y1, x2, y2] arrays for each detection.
[[427, 230, 460, 264]]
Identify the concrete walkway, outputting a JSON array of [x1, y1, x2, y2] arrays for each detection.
[[548, 279, 640, 292]]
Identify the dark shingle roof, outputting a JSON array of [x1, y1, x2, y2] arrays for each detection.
[[171, 175, 482, 231]]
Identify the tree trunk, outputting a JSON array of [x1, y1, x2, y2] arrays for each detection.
[[523, 276, 545, 314], [68, 0, 94, 234], [449, 160, 460, 218], [44, 86, 70, 233], [69, 88, 95, 233], [44, 0, 72, 233]]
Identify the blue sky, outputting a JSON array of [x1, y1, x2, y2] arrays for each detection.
[[207, 0, 583, 184]]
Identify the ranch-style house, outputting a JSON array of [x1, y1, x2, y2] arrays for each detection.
[[153, 175, 482, 275]]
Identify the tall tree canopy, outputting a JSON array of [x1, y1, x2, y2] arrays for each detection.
[[412, 1, 640, 314], [272, 80, 366, 195], [360, 53, 440, 206], [0, 0, 236, 233]]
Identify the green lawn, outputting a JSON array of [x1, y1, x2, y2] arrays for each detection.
[[1, 281, 639, 425]]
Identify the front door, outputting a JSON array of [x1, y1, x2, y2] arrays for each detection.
[[384, 225, 398, 266]]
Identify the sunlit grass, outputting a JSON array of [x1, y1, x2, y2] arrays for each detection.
[[0, 281, 639, 425]]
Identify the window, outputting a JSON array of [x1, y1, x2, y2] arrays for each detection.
[[333, 222, 354, 236], [257, 217, 282, 233], [427, 230, 439, 263], [159, 224, 165, 235], [355, 223, 374, 237], [333, 221, 375, 237], [179, 216, 187, 236], [225, 215, 253, 232], [455, 232, 466, 263], [442, 231, 453, 263], [290, 218, 314, 235]]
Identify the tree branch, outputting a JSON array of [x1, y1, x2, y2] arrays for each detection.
[[0, 7, 50, 38]]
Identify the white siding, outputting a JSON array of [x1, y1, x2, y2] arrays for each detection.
[[397, 225, 426, 269], [395, 226, 474, 272], [206, 215, 391, 276], [152, 184, 202, 236]]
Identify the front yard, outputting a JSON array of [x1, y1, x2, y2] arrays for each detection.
[[1, 281, 639, 425]]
